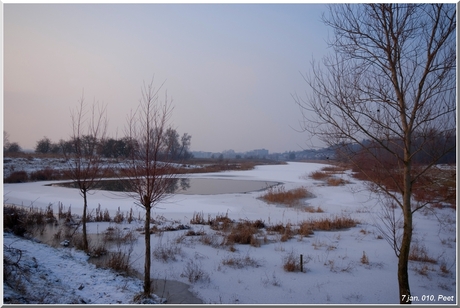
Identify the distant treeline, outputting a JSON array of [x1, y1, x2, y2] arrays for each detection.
[[4, 128, 192, 161], [334, 130, 456, 165]]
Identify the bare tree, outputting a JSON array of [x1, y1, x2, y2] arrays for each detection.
[[65, 95, 108, 251], [294, 4, 455, 304], [124, 79, 177, 297], [4, 131, 10, 151]]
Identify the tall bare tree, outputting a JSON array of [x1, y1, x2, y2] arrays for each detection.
[[294, 4, 456, 304], [124, 79, 177, 297], [65, 96, 108, 251]]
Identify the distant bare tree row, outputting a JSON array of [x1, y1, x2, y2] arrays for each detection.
[[30, 128, 192, 161], [3, 131, 22, 153]]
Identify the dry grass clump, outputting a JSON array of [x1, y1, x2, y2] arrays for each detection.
[[310, 171, 330, 180], [266, 222, 312, 241], [266, 223, 286, 234], [105, 251, 132, 274], [190, 211, 234, 231], [221, 255, 261, 269], [209, 213, 234, 232], [181, 260, 210, 283], [4, 204, 57, 237], [327, 177, 349, 186], [225, 220, 262, 247], [308, 215, 359, 231], [360, 251, 369, 265], [282, 249, 308, 272], [303, 205, 324, 213], [308, 169, 350, 186], [297, 221, 314, 237], [280, 223, 294, 242], [267, 216, 356, 241], [185, 229, 206, 236], [103, 227, 137, 245], [283, 253, 298, 272], [153, 242, 183, 262], [199, 233, 223, 247], [190, 211, 206, 225], [260, 185, 311, 206], [409, 242, 437, 264], [266, 223, 295, 242], [190, 214, 265, 248]]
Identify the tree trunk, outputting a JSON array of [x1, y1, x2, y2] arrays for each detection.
[[398, 161, 413, 304], [143, 200, 152, 296], [82, 189, 88, 251]]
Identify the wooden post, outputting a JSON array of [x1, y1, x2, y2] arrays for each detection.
[[300, 254, 303, 272]]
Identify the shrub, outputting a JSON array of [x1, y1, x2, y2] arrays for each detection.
[[5, 171, 28, 183], [4, 205, 28, 236], [199, 233, 222, 247], [30, 168, 61, 181]]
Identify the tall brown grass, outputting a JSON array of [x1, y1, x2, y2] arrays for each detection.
[[349, 154, 456, 207], [409, 242, 437, 264], [308, 215, 359, 231], [260, 185, 311, 206], [309, 171, 330, 180]]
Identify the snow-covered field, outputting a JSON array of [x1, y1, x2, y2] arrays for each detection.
[[2, 161, 457, 304]]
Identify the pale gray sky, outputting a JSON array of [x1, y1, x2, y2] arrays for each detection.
[[4, 3, 330, 153]]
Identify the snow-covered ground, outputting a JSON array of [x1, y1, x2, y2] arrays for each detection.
[[2, 161, 457, 304]]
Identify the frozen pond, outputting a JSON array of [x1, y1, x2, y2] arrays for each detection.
[[50, 178, 281, 195]]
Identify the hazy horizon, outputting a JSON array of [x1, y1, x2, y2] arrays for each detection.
[[4, 3, 329, 153]]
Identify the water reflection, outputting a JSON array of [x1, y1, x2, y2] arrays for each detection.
[[53, 178, 190, 193], [51, 178, 280, 195]]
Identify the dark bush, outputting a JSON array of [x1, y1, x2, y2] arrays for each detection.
[[4, 171, 28, 183], [30, 168, 56, 181], [4, 206, 27, 236]]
